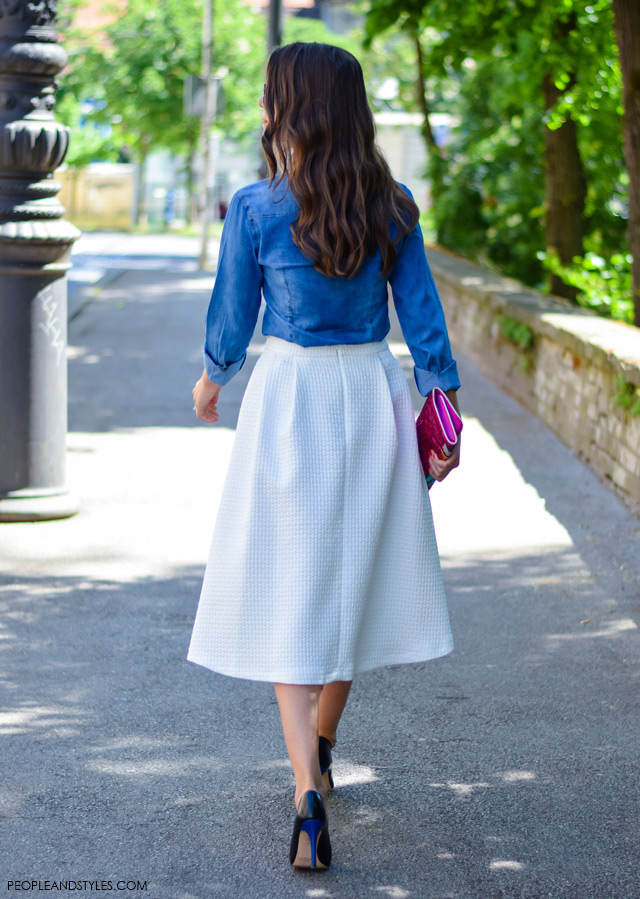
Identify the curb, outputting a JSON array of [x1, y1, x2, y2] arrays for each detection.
[[67, 268, 128, 323]]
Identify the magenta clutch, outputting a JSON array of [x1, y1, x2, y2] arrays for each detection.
[[416, 387, 463, 486]]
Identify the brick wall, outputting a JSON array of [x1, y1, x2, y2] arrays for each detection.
[[427, 247, 640, 515]]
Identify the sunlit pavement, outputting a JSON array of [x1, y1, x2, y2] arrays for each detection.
[[1, 234, 638, 897]]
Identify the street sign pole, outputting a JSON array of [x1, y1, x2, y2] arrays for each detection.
[[268, 0, 282, 52], [198, 0, 214, 271]]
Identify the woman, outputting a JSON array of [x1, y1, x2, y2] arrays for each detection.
[[188, 42, 460, 871]]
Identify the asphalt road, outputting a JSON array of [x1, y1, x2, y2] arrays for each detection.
[[1, 233, 638, 899]]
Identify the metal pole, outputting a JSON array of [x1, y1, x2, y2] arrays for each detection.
[[198, 0, 214, 271], [0, 1, 80, 521], [268, 0, 283, 52]]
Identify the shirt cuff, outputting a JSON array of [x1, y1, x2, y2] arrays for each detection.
[[414, 359, 461, 396], [204, 347, 246, 386]]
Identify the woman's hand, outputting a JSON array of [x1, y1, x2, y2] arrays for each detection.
[[428, 443, 460, 482], [427, 388, 461, 483], [193, 370, 222, 423]]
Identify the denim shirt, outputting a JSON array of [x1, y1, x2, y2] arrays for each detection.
[[204, 178, 460, 396]]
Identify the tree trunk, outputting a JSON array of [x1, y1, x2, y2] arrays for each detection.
[[413, 30, 445, 209], [542, 16, 586, 302], [131, 135, 151, 229], [612, 0, 640, 326]]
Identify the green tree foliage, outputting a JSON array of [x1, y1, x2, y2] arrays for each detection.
[[541, 250, 633, 323], [283, 14, 418, 119], [55, 93, 118, 168], [611, 0, 640, 326], [58, 0, 266, 164], [432, 55, 547, 284], [364, 0, 633, 323]]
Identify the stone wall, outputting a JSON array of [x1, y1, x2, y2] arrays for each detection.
[[58, 164, 134, 231], [427, 247, 640, 515]]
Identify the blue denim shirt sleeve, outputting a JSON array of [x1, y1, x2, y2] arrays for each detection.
[[389, 215, 461, 396], [203, 192, 263, 385]]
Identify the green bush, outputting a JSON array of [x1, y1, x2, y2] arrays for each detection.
[[539, 250, 633, 324]]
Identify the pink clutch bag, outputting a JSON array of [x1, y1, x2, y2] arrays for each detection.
[[416, 387, 463, 487]]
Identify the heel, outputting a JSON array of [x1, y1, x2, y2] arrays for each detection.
[[322, 767, 334, 791], [290, 789, 332, 870], [300, 818, 323, 868]]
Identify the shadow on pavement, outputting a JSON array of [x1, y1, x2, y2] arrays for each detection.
[[450, 353, 640, 613], [1, 548, 637, 896]]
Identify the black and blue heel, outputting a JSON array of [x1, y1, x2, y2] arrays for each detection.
[[318, 736, 334, 792], [290, 789, 331, 870]]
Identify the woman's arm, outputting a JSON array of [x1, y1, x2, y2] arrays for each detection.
[[204, 192, 263, 384], [194, 191, 263, 423], [389, 215, 462, 482], [389, 221, 460, 397]]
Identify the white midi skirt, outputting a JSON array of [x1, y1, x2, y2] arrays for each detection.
[[187, 336, 453, 684]]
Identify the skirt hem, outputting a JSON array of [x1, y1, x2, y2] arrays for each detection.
[[186, 640, 454, 685]]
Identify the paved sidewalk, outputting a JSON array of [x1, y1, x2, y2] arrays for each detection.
[[1, 241, 639, 899]]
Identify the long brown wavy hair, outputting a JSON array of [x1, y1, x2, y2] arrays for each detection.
[[261, 42, 419, 279]]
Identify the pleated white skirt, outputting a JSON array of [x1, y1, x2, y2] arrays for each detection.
[[187, 335, 453, 684]]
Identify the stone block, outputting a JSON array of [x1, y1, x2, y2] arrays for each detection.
[[626, 420, 640, 455], [616, 468, 640, 503], [613, 417, 626, 440], [619, 445, 640, 477], [597, 387, 613, 414], [583, 381, 599, 404], [561, 350, 575, 368], [612, 463, 630, 492], [581, 443, 614, 483], [597, 425, 621, 461]]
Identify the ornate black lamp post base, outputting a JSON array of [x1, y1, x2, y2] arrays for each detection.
[[0, 2, 80, 522]]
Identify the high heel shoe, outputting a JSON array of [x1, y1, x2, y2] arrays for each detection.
[[289, 789, 331, 869], [318, 736, 334, 792]]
